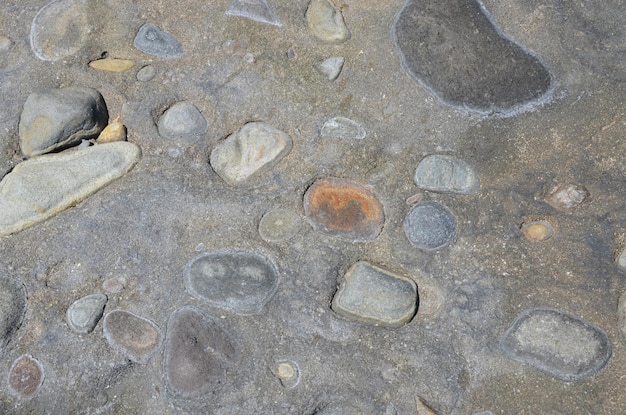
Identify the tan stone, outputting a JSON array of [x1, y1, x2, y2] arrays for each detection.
[[89, 58, 135, 72]]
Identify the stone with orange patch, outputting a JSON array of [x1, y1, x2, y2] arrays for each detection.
[[304, 177, 384, 241]]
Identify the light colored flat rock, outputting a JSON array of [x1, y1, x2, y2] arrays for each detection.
[[0, 142, 141, 236], [210, 122, 292, 185], [306, 0, 351, 44], [315, 57, 344, 81], [66, 294, 107, 334], [414, 155, 480, 194]]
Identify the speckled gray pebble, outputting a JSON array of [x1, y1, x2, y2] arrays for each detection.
[[66, 294, 107, 334], [404, 201, 457, 250], [133, 23, 183, 59], [157, 101, 207, 139], [136, 65, 156, 82], [414, 154, 480, 194]]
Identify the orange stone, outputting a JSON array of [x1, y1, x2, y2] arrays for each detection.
[[304, 177, 384, 241]]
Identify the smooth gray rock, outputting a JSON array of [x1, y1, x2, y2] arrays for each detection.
[[184, 250, 279, 314], [19, 87, 108, 157], [210, 122, 292, 186], [315, 57, 344, 81], [306, 0, 351, 44], [0, 142, 141, 236], [501, 307, 612, 381], [66, 294, 107, 334], [258, 208, 302, 242], [136, 65, 156, 82], [157, 101, 207, 140], [103, 310, 163, 364], [0, 275, 27, 350], [413, 154, 480, 194], [332, 261, 418, 327], [404, 201, 456, 250], [29, 0, 89, 62], [320, 116, 365, 140], [133, 23, 183, 59], [164, 307, 237, 398], [226, 0, 282, 27]]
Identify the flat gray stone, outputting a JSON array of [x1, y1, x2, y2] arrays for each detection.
[[210, 122, 292, 186], [332, 261, 417, 328], [103, 310, 163, 364], [19, 87, 108, 157], [501, 307, 612, 381], [29, 0, 90, 62], [404, 201, 457, 250], [0, 275, 27, 350], [184, 250, 279, 315], [133, 23, 183, 59], [315, 57, 345, 81], [320, 116, 365, 140], [414, 155, 480, 194], [157, 101, 207, 140], [392, 0, 552, 115], [164, 307, 237, 398], [306, 0, 351, 44], [66, 293, 107, 334], [258, 208, 302, 242], [0, 141, 141, 237], [136, 65, 156, 82], [226, 0, 282, 27]]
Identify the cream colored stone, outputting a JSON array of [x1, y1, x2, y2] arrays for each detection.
[[89, 58, 135, 72], [306, 0, 351, 44]]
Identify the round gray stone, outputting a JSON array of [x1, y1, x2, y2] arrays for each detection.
[[501, 307, 612, 381], [66, 294, 107, 334], [133, 23, 183, 59], [414, 154, 480, 194], [157, 101, 207, 140], [0, 275, 26, 350], [18, 87, 109, 157], [404, 201, 457, 250], [184, 250, 279, 315]]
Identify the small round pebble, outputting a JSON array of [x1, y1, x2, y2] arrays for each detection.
[[404, 201, 457, 250], [520, 220, 554, 242], [258, 208, 302, 242], [8, 355, 44, 399], [136, 65, 156, 82], [157, 101, 207, 140], [271, 360, 300, 388], [66, 293, 107, 334]]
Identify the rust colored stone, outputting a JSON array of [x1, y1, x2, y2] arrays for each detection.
[[304, 177, 384, 241]]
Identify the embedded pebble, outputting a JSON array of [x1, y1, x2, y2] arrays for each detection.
[[19, 87, 108, 157], [315, 57, 345, 81], [616, 247, 626, 271], [96, 120, 127, 144], [0, 142, 141, 236], [133, 23, 183, 59], [413, 155, 480, 194], [258, 208, 302, 242], [157, 101, 207, 140], [306, 0, 351, 44], [66, 293, 107, 334], [544, 183, 589, 211], [184, 250, 279, 314], [136, 65, 156, 82], [332, 261, 418, 328], [320, 116, 366, 140], [103, 310, 163, 364], [210, 122, 292, 186], [88, 58, 135, 72], [164, 307, 237, 398], [392, 0, 551, 114], [619, 291, 626, 344], [271, 360, 300, 388], [226, 0, 282, 27], [304, 177, 385, 242], [0, 275, 27, 350], [520, 220, 554, 242], [29, 0, 90, 61], [404, 201, 457, 250], [8, 355, 44, 399], [500, 307, 612, 381], [0, 35, 13, 68]]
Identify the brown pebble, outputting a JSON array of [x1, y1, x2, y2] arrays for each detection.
[[8, 354, 44, 399], [521, 220, 554, 241], [96, 119, 127, 143]]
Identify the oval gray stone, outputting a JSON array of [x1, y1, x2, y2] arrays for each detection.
[[331, 261, 417, 328], [0, 141, 141, 236], [103, 310, 163, 364], [414, 155, 480, 194], [157, 101, 207, 140], [133, 23, 183, 59], [501, 307, 612, 381], [258, 208, 302, 242], [404, 201, 457, 250], [164, 306, 237, 398], [19, 87, 109, 157], [0, 275, 27, 350], [184, 250, 279, 314], [320, 116, 365, 140], [136, 65, 156, 82], [29, 0, 90, 62], [66, 293, 107, 334]]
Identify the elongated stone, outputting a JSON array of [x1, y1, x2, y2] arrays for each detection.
[[413, 155, 480, 194], [501, 307, 612, 381], [89, 58, 135, 72], [0, 142, 141, 236], [226, 0, 282, 27], [320, 116, 365, 140]]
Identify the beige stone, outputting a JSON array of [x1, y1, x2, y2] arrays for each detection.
[[89, 58, 135, 72], [305, 0, 351, 44]]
